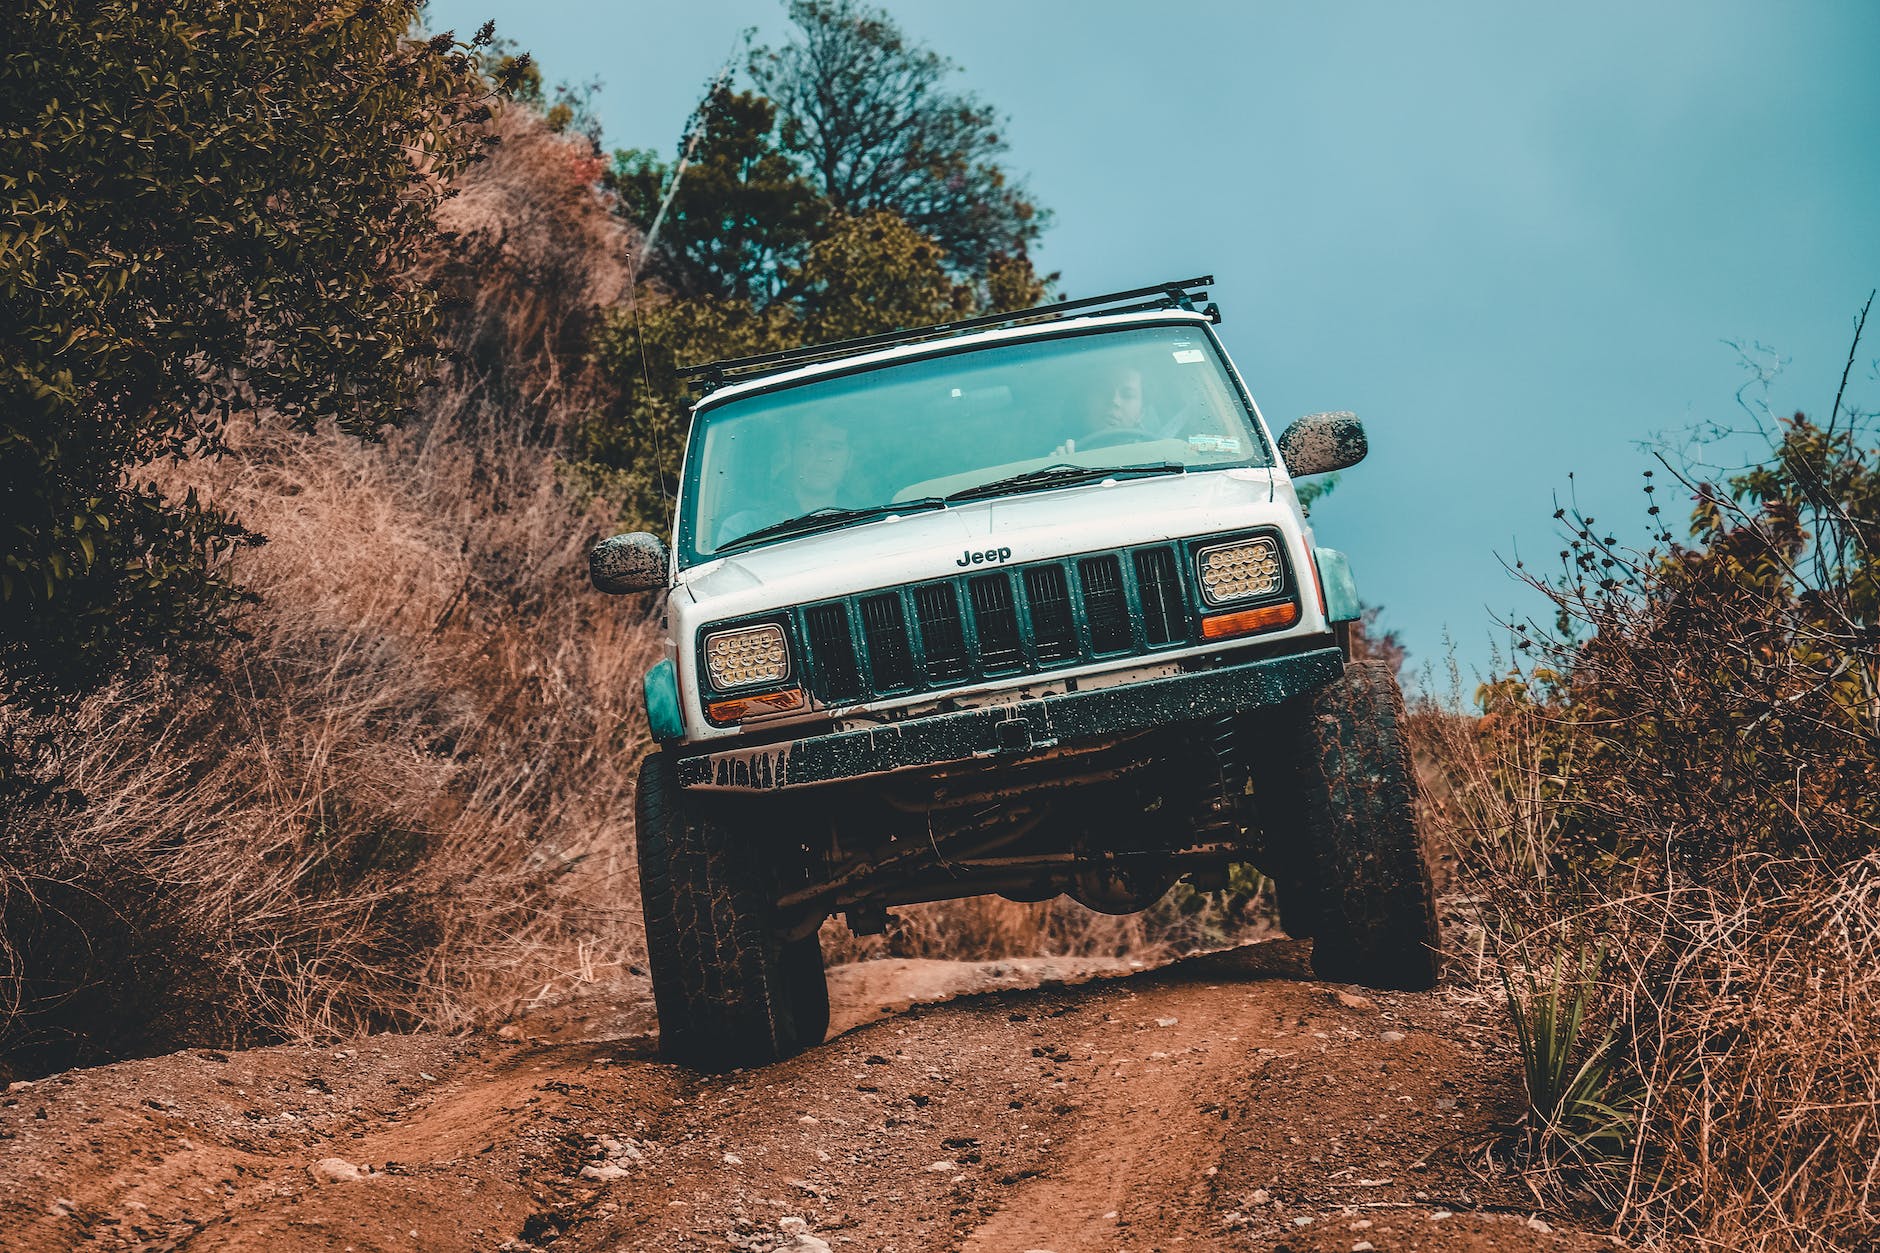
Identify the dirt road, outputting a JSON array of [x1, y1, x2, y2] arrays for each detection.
[[0, 939, 1615, 1252]]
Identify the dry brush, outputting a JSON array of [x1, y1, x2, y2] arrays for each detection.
[[1415, 382, 1880, 1249]]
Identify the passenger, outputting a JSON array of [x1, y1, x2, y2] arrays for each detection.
[[1085, 365, 1146, 435], [716, 412, 855, 547]]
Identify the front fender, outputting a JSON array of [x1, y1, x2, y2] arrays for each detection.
[[1313, 548, 1361, 623], [643, 658, 684, 742]]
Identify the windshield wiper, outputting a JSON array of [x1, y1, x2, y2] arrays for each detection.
[[943, 461, 1186, 504], [716, 498, 947, 554]]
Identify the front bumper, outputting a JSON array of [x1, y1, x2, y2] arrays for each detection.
[[674, 646, 1344, 792]]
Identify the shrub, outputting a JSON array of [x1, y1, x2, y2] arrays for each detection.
[[0, 103, 649, 1077], [1419, 315, 1880, 1246], [0, 2, 518, 707]]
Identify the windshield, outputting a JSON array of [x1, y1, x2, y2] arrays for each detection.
[[677, 322, 1270, 564]]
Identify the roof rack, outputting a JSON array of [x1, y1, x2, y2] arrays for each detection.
[[679, 275, 1220, 391]]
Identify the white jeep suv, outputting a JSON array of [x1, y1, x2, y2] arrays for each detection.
[[592, 278, 1437, 1070]]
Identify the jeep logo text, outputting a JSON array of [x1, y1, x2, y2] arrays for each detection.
[[957, 546, 1013, 568]]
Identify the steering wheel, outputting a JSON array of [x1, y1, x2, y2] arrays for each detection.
[[1077, 427, 1158, 450]]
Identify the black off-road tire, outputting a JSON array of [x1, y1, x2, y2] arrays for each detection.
[[782, 933, 830, 1047], [635, 752, 826, 1070], [1270, 875, 1321, 941], [1244, 718, 1320, 940], [1254, 660, 1439, 989]]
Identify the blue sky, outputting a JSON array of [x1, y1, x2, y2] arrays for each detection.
[[426, 0, 1880, 684]]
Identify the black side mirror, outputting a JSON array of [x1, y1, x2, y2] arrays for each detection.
[[589, 532, 669, 594], [1277, 411, 1367, 477]]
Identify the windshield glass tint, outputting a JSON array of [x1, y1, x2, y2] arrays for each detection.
[[679, 323, 1269, 562]]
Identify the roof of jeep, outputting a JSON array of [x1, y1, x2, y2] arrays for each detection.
[[689, 308, 1217, 413]]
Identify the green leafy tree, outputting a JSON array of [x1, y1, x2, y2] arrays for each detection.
[[799, 210, 972, 340], [1, 2, 516, 707], [749, 0, 1049, 284], [608, 88, 825, 306]]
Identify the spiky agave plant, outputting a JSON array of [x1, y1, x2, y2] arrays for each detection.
[[1503, 943, 1635, 1168]]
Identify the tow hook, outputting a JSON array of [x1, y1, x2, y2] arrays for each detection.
[[977, 716, 1058, 757]]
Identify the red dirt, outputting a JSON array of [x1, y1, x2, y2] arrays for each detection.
[[0, 940, 1620, 1252]]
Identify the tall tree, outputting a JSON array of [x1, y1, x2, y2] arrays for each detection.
[[576, 1, 1058, 533], [608, 88, 825, 306], [0, 2, 516, 707], [749, 0, 1049, 282]]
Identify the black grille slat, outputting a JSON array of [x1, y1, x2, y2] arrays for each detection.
[[968, 574, 1024, 671], [860, 593, 915, 690], [795, 544, 1211, 704], [1133, 548, 1185, 646], [1079, 555, 1132, 653], [1023, 565, 1078, 662], [804, 603, 863, 701], [913, 584, 970, 681]]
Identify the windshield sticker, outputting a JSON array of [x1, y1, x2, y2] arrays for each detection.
[[1172, 348, 1207, 364], [1188, 434, 1242, 455]]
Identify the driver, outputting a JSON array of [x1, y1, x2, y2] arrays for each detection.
[[1086, 365, 1146, 435], [783, 411, 852, 514], [1054, 363, 1172, 455]]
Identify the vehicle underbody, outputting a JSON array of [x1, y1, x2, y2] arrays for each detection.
[[633, 647, 1439, 1071], [673, 643, 1349, 939], [770, 725, 1253, 935]]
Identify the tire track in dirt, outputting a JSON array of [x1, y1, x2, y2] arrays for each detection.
[[1, 941, 1617, 1252], [954, 993, 1243, 1251], [951, 943, 1587, 1252]]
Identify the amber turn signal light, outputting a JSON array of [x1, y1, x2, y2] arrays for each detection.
[[1199, 601, 1299, 640], [706, 687, 804, 723]]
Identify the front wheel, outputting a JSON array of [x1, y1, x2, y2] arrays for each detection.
[[1252, 661, 1439, 989], [782, 932, 830, 1047], [635, 753, 827, 1070]]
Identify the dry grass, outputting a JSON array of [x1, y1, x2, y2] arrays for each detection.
[[0, 406, 659, 1071], [0, 104, 652, 1074], [1412, 405, 1880, 1249], [1418, 704, 1880, 1250], [1611, 857, 1880, 1248], [823, 882, 1277, 968], [424, 103, 632, 442]]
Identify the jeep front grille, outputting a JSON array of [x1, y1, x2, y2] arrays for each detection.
[[794, 544, 1200, 707], [1134, 547, 1185, 646], [859, 592, 915, 691], [1023, 564, 1078, 662], [912, 583, 969, 681], [1079, 554, 1132, 653], [968, 573, 1024, 671], [804, 602, 863, 702]]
